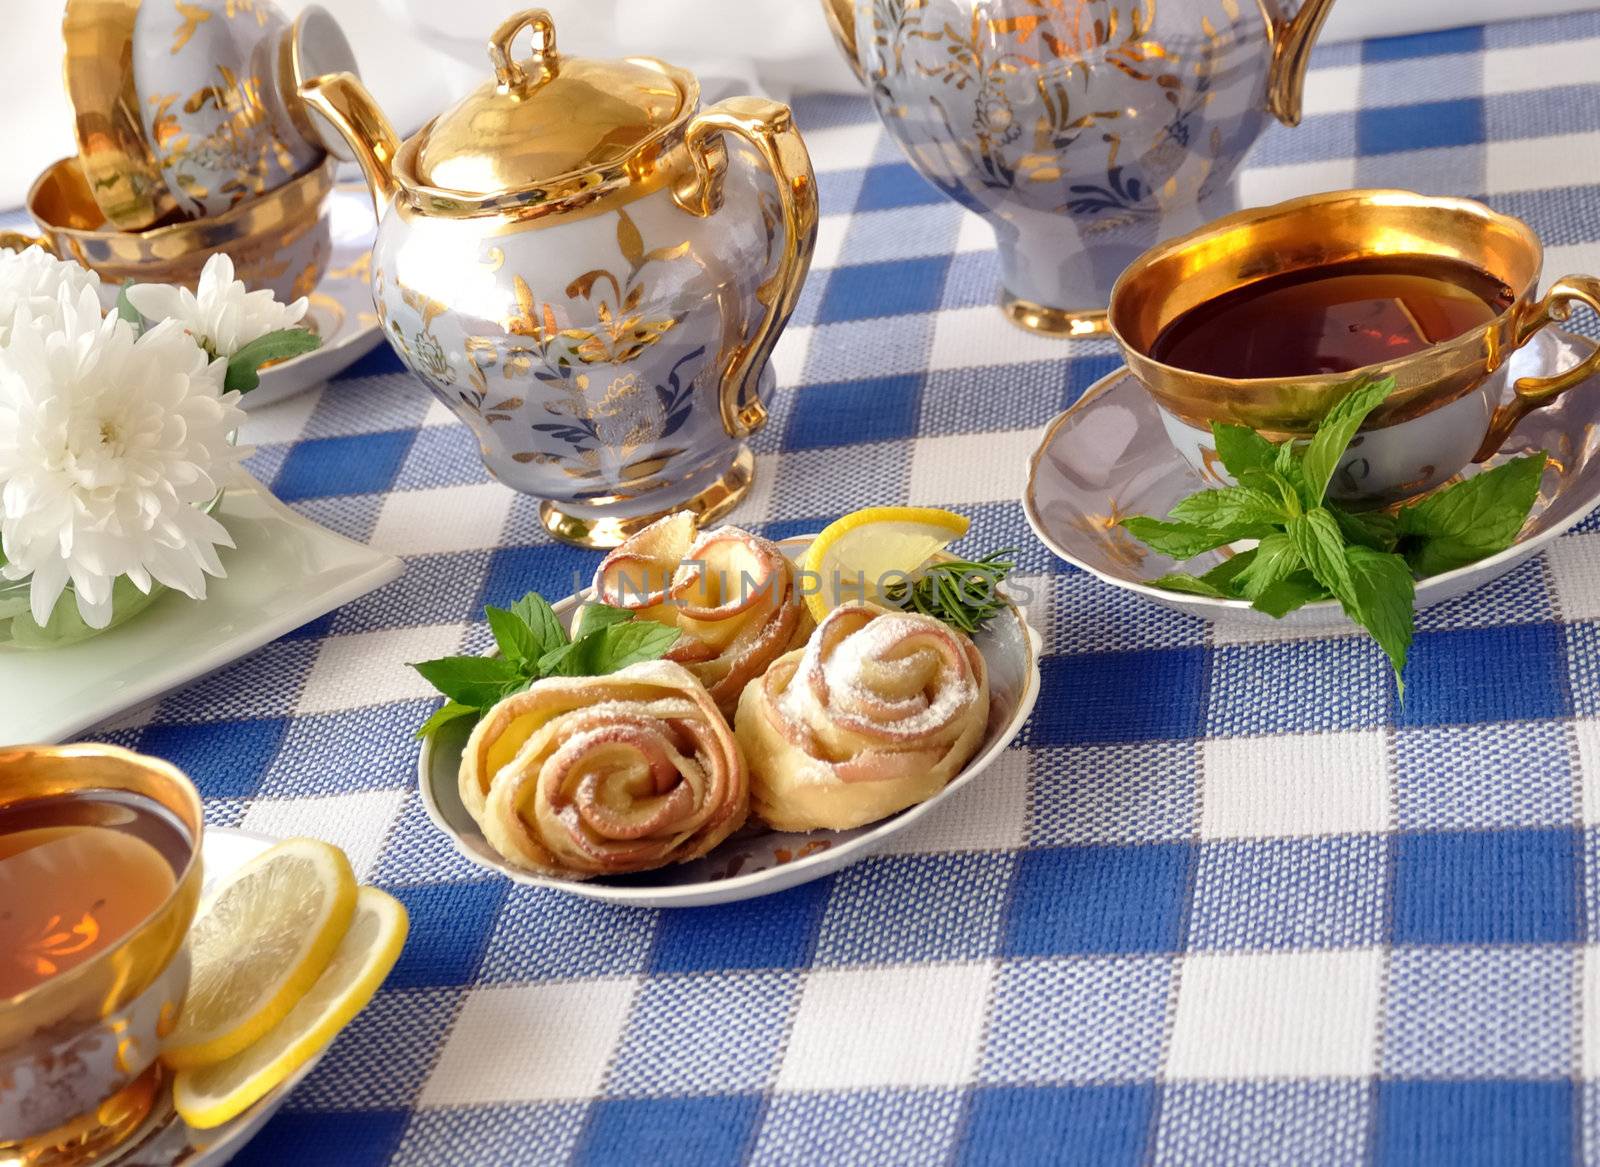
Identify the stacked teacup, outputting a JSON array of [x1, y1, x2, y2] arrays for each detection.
[[3, 1, 358, 299]]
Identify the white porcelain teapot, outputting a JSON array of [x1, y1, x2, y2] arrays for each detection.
[[821, 0, 1336, 336]]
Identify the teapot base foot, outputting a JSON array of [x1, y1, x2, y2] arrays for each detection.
[[1001, 292, 1110, 338], [538, 446, 756, 549]]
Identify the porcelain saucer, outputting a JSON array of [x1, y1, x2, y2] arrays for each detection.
[[245, 182, 383, 411], [106, 830, 319, 1167], [417, 537, 1042, 908], [0, 469, 402, 742], [1024, 327, 1600, 627]]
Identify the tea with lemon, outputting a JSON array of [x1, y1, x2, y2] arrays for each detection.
[[0, 790, 190, 997]]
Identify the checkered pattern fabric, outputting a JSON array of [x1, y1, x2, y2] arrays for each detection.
[[13, 11, 1600, 1165]]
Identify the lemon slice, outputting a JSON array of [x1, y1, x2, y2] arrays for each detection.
[[800, 506, 971, 622], [162, 838, 357, 1070], [173, 886, 408, 1129]]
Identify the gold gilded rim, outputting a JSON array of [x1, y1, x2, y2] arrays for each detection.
[[1106, 188, 1547, 433], [1002, 293, 1110, 338], [0, 743, 204, 1017], [538, 446, 754, 548], [28, 156, 334, 258]]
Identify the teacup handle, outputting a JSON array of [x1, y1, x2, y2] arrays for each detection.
[[673, 97, 819, 439], [1475, 274, 1600, 459], [0, 231, 53, 256]]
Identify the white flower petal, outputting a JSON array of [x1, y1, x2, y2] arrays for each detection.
[[0, 286, 239, 631]]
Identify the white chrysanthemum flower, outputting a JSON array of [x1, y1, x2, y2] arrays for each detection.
[[0, 245, 101, 346], [125, 253, 308, 359], [0, 286, 248, 629]]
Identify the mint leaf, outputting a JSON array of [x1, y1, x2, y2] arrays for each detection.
[[535, 641, 580, 676], [1300, 375, 1396, 506], [410, 654, 521, 706], [593, 620, 680, 671], [1254, 571, 1331, 617], [1332, 505, 1399, 552], [1339, 546, 1415, 690], [224, 328, 322, 393], [509, 592, 567, 656], [1239, 468, 1302, 518], [1200, 549, 1257, 595], [1274, 436, 1300, 478], [1168, 485, 1288, 529], [1150, 550, 1258, 600], [485, 604, 538, 665], [1119, 515, 1275, 561], [574, 603, 636, 641], [542, 619, 679, 676], [1397, 453, 1546, 576], [413, 700, 478, 740], [1237, 532, 1302, 600], [115, 282, 143, 326], [1288, 507, 1354, 598], [1212, 423, 1277, 478], [1152, 573, 1231, 598]]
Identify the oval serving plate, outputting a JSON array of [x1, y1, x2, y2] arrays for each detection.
[[417, 536, 1041, 907], [1025, 326, 1600, 628]]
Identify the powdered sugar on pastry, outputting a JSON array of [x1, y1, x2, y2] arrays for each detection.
[[458, 660, 748, 879], [737, 602, 989, 831]]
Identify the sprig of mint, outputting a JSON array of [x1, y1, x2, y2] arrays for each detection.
[[409, 591, 679, 738], [1120, 374, 1547, 691]]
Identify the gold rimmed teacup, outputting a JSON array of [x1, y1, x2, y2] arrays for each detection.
[[0, 744, 204, 1166], [0, 157, 334, 302], [61, 0, 357, 230], [1108, 189, 1600, 504]]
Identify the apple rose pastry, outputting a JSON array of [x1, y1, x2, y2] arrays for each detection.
[[459, 660, 748, 879], [736, 603, 990, 831], [592, 513, 811, 718]]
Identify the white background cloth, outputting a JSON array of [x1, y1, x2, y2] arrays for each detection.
[[3, 0, 1596, 210]]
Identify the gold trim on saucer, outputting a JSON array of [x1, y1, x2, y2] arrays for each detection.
[[1002, 293, 1110, 338], [538, 447, 754, 548]]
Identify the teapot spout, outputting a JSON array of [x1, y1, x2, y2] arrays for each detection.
[[299, 72, 401, 214], [1265, 0, 1337, 127], [819, 0, 864, 83]]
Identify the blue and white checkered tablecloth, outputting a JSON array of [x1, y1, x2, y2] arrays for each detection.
[[19, 9, 1600, 1165]]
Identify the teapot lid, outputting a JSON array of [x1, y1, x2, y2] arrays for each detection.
[[412, 9, 694, 197]]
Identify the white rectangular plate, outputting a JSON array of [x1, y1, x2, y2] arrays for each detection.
[[0, 471, 403, 743]]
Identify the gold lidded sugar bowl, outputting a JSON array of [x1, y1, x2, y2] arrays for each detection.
[[300, 9, 820, 547]]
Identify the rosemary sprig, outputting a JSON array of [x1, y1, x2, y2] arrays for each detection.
[[882, 549, 1016, 633]]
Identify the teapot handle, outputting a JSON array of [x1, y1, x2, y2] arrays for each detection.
[[673, 97, 819, 439]]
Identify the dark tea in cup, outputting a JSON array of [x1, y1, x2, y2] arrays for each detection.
[[1148, 255, 1516, 380]]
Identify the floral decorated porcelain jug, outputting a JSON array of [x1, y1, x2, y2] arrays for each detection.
[[821, 0, 1335, 336], [299, 9, 817, 546]]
